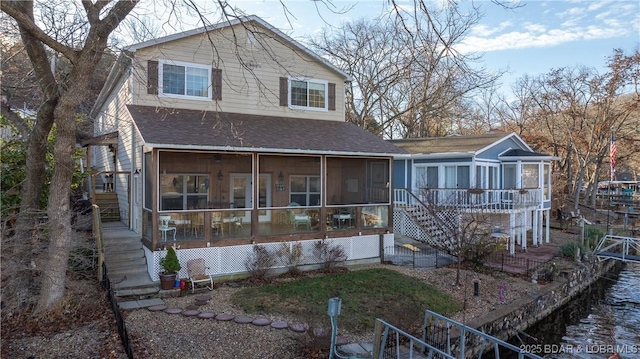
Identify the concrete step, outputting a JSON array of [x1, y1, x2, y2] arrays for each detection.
[[105, 256, 147, 269], [107, 265, 149, 277], [104, 241, 142, 252]]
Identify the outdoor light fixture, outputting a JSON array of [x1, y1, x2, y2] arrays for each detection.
[[217, 169, 223, 181], [133, 168, 140, 179], [278, 171, 284, 182]]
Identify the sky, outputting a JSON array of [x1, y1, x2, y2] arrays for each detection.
[[197, 0, 640, 94]]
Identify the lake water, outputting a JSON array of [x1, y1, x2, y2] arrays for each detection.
[[521, 263, 640, 359]]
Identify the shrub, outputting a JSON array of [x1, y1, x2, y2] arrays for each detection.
[[160, 246, 181, 274], [244, 245, 276, 280], [312, 240, 347, 272], [460, 233, 496, 267], [276, 242, 304, 274], [558, 242, 587, 259]]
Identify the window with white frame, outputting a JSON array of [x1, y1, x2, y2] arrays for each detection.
[[290, 175, 320, 206], [290, 78, 327, 110], [160, 174, 209, 210], [160, 60, 211, 99]]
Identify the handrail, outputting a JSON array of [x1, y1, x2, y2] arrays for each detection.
[[92, 204, 104, 281]]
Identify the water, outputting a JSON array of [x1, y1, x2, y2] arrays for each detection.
[[520, 263, 640, 359]]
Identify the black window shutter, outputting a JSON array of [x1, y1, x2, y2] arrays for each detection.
[[212, 68, 222, 100], [147, 60, 158, 95], [279, 77, 288, 106], [328, 83, 336, 111]]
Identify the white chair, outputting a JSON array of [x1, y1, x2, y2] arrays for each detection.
[[159, 215, 177, 241], [187, 258, 214, 293]]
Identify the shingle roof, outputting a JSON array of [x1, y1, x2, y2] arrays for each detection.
[[389, 132, 509, 154], [128, 105, 407, 156], [501, 149, 549, 157]]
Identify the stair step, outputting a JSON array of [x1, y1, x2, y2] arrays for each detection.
[[115, 286, 159, 299], [106, 256, 147, 268], [107, 265, 148, 276]]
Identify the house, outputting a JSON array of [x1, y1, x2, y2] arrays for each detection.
[[390, 132, 557, 255], [85, 16, 406, 281]]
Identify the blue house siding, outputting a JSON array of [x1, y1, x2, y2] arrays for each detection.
[[477, 137, 527, 159], [393, 160, 408, 188]]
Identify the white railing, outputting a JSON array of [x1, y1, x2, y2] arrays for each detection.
[[394, 188, 542, 211]]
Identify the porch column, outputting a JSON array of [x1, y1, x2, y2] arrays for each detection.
[[532, 209, 538, 247], [521, 212, 527, 252], [538, 210, 544, 246], [545, 209, 550, 243], [509, 213, 516, 256]]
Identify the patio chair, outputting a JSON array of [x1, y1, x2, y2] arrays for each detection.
[[290, 209, 312, 230], [186, 258, 214, 293], [158, 215, 177, 241], [211, 212, 224, 236]]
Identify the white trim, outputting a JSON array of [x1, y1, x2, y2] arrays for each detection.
[[158, 59, 212, 101], [288, 77, 329, 112]]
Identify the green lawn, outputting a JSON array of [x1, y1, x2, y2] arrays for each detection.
[[231, 267, 463, 333]]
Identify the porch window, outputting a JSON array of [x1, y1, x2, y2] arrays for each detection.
[[522, 164, 539, 188], [503, 164, 517, 189], [544, 164, 550, 200], [160, 174, 209, 210], [290, 78, 327, 110], [415, 166, 438, 189], [160, 60, 210, 99], [290, 175, 320, 206], [444, 165, 470, 188]]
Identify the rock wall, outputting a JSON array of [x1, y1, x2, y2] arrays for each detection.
[[461, 259, 623, 358]]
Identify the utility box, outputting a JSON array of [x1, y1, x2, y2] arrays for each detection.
[[327, 297, 342, 317]]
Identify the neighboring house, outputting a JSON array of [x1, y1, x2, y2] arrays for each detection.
[[86, 16, 406, 281], [390, 132, 557, 255]]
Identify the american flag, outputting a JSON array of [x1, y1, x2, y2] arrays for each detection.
[[610, 132, 617, 181]]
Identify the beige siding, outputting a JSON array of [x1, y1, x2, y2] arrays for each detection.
[[129, 22, 346, 122]]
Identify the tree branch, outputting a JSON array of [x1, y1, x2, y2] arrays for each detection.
[[1, 1, 78, 61]]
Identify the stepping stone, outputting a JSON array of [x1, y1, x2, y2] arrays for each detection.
[[148, 305, 167, 312], [252, 318, 272, 326], [195, 295, 211, 302], [270, 321, 288, 329], [197, 312, 215, 319], [290, 323, 308, 333], [164, 308, 182, 314], [182, 309, 200, 317], [215, 313, 235, 321], [233, 315, 254, 324]]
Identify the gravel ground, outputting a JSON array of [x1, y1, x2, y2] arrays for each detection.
[[3, 229, 580, 359]]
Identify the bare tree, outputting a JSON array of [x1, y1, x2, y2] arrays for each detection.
[[308, 3, 503, 139], [1, 0, 138, 314]]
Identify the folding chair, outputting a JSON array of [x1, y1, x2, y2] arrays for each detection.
[[186, 258, 214, 293]]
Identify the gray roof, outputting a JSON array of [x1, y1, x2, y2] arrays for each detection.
[[501, 149, 548, 157], [389, 132, 511, 154], [128, 105, 407, 156]]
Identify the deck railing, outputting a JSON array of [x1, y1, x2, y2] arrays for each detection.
[[394, 187, 542, 211]]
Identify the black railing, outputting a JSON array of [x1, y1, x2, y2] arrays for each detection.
[[486, 252, 546, 275], [383, 245, 449, 269], [101, 262, 135, 359]]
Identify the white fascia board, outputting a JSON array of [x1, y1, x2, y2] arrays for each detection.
[[410, 152, 476, 160], [143, 143, 400, 157], [498, 155, 560, 161]]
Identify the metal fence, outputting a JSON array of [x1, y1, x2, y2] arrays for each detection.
[[101, 262, 135, 359], [486, 251, 550, 277], [382, 244, 453, 269]]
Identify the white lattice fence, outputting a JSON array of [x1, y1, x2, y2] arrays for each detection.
[[393, 207, 458, 251], [148, 235, 382, 280]]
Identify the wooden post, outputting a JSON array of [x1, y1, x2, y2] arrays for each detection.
[[92, 204, 104, 282]]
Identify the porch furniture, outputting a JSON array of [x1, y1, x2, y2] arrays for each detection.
[[291, 211, 312, 230], [211, 212, 224, 236], [188, 212, 203, 237], [159, 215, 177, 241], [171, 214, 191, 237], [223, 214, 243, 233], [186, 258, 214, 293], [333, 213, 353, 229]]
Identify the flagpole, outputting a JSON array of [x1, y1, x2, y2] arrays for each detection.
[[607, 132, 616, 235]]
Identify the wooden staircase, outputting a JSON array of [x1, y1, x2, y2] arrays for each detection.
[[93, 192, 120, 222]]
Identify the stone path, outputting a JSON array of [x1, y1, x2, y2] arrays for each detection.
[[146, 294, 309, 333]]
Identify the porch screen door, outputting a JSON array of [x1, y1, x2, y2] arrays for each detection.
[[229, 174, 271, 222]]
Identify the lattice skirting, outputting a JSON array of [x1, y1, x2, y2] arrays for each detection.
[[146, 233, 394, 281]]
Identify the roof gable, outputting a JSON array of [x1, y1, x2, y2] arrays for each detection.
[[125, 15, 351, 82], [389, 132, 531, 156]]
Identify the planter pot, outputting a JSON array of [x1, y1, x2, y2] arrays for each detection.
[[159, 273, 177, 290]]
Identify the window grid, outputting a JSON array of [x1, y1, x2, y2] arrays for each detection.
[[289, 79, 327, 110], [290, 175, 320, 206], [161, 62, 209, 99]]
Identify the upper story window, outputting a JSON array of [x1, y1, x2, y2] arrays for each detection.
[[279, 77, 336, 111], [147, 60, 222, 101], [290, 79, 327, 110], [160, 60, 210, 99]]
